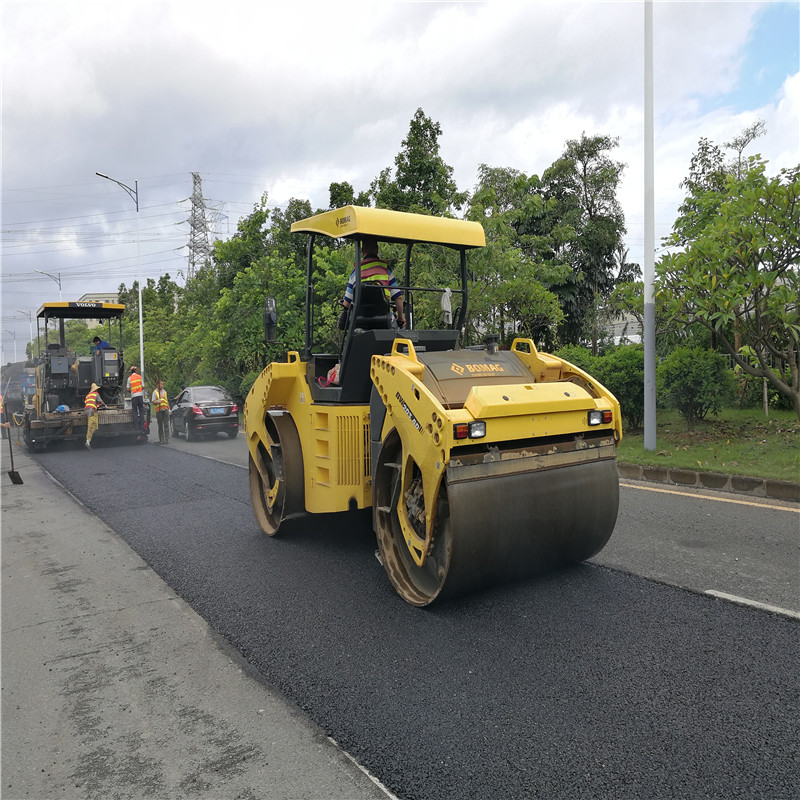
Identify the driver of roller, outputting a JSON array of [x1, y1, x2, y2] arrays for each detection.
[[339, 237, 405, 329]]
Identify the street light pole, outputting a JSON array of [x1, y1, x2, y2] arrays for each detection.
[[14, 310, 33, 359], [34, 270, 62, 300], [3, 330, 17, 363], [96, 172, 145, 382]]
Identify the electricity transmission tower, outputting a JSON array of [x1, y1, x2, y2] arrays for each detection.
[[186, 172, 213, 280]]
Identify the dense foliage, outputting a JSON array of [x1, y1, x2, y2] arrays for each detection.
[[657, 137, 799, 418], [97, 111, 795, 429]]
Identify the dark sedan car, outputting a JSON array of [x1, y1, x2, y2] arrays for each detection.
[[171, 385, 239, 441]]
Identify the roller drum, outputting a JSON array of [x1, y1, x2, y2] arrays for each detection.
[[441, 457, 619, 601], [376, 449, 619, 606]]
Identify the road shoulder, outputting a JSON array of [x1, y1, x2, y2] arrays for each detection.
[[1, 441, 389, 800]]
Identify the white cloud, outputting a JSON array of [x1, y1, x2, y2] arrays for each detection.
[[1, 0, 798, 350]]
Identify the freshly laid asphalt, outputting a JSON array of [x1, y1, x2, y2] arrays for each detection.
[[2, 435, 799, 800]]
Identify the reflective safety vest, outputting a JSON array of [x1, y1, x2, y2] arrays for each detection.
[[153, 389, 169, 412], [129, 373, 143, 394], [346, 258, 399, 304], [0, 394, 3, 413], [361, 258, 393, 300], [85, 391, 100, 410]]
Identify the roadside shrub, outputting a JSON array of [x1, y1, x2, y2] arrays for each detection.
[[594, 345, 645, 430], [657, 347, 735, 429], [551, 345, 596, 374]]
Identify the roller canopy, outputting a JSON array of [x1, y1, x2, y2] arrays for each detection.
[[290, 206, 485, 249], [36, 302, 125, 320]]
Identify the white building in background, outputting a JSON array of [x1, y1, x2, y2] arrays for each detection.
[[77, 292, 119, 304], [610, 312, 642, 345]]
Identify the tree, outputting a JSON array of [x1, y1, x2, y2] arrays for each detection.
[[545, 134, 628, 352], [465, 165, 567, 348], [212, 192, 271, 292], [658, 156, 800, 417], [371, 108, 467, 215]]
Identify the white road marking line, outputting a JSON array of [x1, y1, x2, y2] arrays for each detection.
[[327, 736, 402, 800], [619, 482, 800, 513], [705, 590, 800, 620]]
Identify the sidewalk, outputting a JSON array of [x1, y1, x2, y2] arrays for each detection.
[[0, 440, 391, 800]]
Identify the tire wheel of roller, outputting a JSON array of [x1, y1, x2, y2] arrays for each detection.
[[374, 433, 454, 606], [248, 416, 287, 536]]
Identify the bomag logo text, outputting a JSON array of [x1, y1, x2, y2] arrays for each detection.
[[335, 215, 351, 227], [395, 391, 422, 433], [462, 363, 507, 374]]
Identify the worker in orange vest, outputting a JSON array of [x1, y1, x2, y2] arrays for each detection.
[[84, 383, 106, 450], [127, 366, 145, 434]]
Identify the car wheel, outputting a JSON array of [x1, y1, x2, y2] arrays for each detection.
[[227, 429, 238, 439], [171, 418, 179, 438], [186, 421, 197, 442]]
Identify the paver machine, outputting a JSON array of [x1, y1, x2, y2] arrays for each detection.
[[23, 301, 148, 450], [244, 206, 622, 605]]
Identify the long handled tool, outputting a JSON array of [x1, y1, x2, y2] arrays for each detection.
[[6, 425, 23, 485]]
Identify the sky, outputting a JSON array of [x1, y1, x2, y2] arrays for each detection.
[[2, 0, 798, 361]]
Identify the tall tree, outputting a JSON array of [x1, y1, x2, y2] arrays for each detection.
[[371, 108, 467, 215], [465, 165, 567, 348], [545, 134, 628, 352]]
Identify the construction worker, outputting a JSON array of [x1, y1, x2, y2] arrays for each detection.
[[84, 383, 106, 450], [0, 393, 6, 439], [340, 236, 405, 329], [150, 379, 170, 444], [127, 366, 145, 434]]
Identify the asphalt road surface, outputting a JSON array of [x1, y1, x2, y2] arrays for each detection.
[[33, 438, 799, 800]]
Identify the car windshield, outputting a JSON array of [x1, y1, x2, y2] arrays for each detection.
[[192, 387, 230, 403]]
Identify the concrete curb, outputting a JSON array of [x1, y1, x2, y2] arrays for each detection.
[[617, 462, 800, 503]]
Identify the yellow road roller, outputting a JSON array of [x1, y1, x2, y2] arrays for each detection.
[[244, 206, 622, 605]]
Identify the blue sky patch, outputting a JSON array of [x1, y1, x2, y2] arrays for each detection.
[[712, 1, 799, 113]]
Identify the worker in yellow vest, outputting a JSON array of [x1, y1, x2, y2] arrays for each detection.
[[127, 366, 145, 435], [84, 383, 106, 450], [150, 379, 170, 444]]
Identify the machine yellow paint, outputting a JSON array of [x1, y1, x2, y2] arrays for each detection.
[[245, 206, 622, 605]]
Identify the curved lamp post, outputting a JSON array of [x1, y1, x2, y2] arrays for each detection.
[[95, 172, 145, 381], [3, 330, 17, 363], [34, 269, 62, 300]]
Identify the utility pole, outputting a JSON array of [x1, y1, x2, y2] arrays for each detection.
[[643, 0, 657, 451], [4, 330, 17, 363], [187, 172, 213, 280], [96, 172, 145, 382], [14, 310, 33, 358]]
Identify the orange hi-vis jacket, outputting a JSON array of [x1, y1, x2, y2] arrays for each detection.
[[129, 373, 143, 394], [153, 390, 169, 412], [84, 390, 100, 411]]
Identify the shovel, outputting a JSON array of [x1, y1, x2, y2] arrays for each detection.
[[6, 427, 23, 485]]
